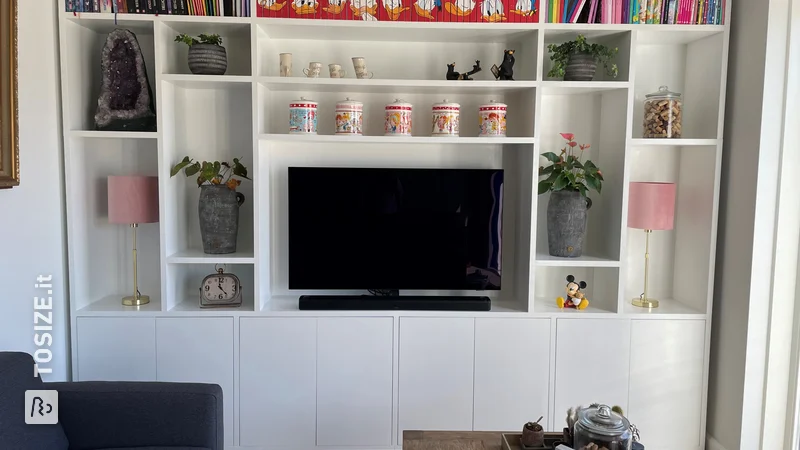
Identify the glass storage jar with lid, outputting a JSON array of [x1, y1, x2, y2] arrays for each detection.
[[643, 85, 682, 138], [573, 404, 632, 450]]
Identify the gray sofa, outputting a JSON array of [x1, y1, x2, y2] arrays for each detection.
[[0, 352, 224, 450]]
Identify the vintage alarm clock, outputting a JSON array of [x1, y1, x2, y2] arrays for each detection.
[[200, 265, 243, 308]]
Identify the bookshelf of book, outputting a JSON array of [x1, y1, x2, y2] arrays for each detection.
[[58, 1, 730, 448]]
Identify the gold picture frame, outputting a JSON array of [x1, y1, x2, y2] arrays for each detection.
[[0, 0, 18, 189]]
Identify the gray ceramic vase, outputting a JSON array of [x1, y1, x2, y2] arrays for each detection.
[[199, 185, 245, 254], [564, 52, 597, 81], [188, 44, 228, 75], [547, 190, 590, 258]]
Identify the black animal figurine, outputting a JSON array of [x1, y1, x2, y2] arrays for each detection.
[[492, 49, 515, 81], [446, 60, 482, 81]]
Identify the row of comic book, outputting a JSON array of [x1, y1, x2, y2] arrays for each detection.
[[257, 0, 540, 22], [548, 0, 724, 24], [66, 0, 252, 16]]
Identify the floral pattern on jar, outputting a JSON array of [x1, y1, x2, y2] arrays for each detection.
[[385, 99, 412, 136], [478, 101, 507, 137], [335, 98, 363, 135], [431, 100, 460, 136], [289, 98, 318, 134]]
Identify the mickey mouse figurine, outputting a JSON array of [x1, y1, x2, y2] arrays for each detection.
[[557, 275, 589, 310]]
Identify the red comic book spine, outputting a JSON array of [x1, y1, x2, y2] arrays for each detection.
[[412, 0, 442, 21], [321, 0, 348, 19], [379, 0, 412, 21]]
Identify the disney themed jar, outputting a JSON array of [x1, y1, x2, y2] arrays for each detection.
[[478, 100, 508, 137], [335, 98, 363, 135], [431, 100, 460, 136], [385, 99, 412, 136], [289, 97, 318, 135], [573, 405, 633, 450], [643, 85, 682, 138]]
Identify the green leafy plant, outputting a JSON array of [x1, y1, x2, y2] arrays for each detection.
[[538, 133, 603, 199], [547, 34, 618, 79], [170, 156, 250, 190], [174, 33, 223, 46]]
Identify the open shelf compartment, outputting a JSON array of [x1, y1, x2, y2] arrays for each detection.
[[165, 263, 256, 312], [542, 29, 632, 82], [534, 266, 620, 314], [158, 20, 252, 76], [623, 144, 719, 315]]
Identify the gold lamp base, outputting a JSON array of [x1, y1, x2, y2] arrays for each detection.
[[632, 296, 659, 308], [122, 294, 150, 307]]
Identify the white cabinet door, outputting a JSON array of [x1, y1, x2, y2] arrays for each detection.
[[474, 318, 551, 431], [554, 319, 631, 423], [76, 317, 156, 381], [317, 318, 394, 447], [240, 318, 317, 448], [155, 318, 234, 447], [628, 320, 705, 450], [399, 317, 475, 442]]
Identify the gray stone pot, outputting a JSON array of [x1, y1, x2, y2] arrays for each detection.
[[547, 190, 591, 258], [199, 185, 245, 254], [188, 44, 228, 75], [564, 52, 597, 81]]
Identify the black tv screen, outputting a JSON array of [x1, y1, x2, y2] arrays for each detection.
[[288, 167, 503, 291]]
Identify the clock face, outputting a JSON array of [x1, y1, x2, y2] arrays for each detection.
[[203, 274, 239, 302]]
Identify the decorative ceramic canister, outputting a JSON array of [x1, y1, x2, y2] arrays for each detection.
[[289, 97, 318, 134], [335, 98, 363, 135], [478, 100, 508, 137], [431, 99, 460, 136], [385, 99, 412, 136]]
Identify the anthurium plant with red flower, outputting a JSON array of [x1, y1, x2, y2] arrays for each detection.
[[538, 133, 603, 198]]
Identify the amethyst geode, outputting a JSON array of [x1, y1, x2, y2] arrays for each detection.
[[94, 29, 156, 132]]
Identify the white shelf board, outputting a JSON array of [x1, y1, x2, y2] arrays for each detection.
[[75, 295, 163, 316], [166, 249, 256, 264], [535, 253, 621, 267], [162, 74, 253, 88], [533, 297, 616, 315], [159, 15, 252, 35], [629, 138, 719, 147], [169, 296, 256, 313], [259, 134, 536, 145], [621, 298, 706, 316], [540, 81, 630, 95], [69, 130, 159, 139], [634, 25, 726, 45], [62, 12, 155, 33], [258, 77, 537, 94], [256, 18, 536, 43]]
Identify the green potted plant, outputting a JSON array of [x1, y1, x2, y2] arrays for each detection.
[[547, 34, 619, 81], [538, 133, 603, 257], [175, 33, 227, 75], [170, 156, 250, 254]]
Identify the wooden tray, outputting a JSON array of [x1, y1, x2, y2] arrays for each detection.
[[501, 432, 569, 450]]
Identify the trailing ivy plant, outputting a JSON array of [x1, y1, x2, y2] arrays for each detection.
[[538, 133, 603, 201], [547, 34, 618, 79], [174, 33, 223, 46], [170, 156, 250, 190]]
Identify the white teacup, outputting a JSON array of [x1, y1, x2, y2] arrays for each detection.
[[279, 53, 292, 77], [329, 64, 347, 78], [303, 62, 322, 78], [352, 57, 374, 79]]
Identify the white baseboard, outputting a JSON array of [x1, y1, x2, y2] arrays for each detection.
[[706, 435, 728, 450]]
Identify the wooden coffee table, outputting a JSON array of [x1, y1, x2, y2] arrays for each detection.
[[403, 431, 520, 450]]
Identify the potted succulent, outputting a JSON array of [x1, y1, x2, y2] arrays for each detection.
[[547, 34, 618, 81], [521, 416, 545, 448], [538, 133, 603, 258], [170, 156, 250, 254], [175, 33, 227, 75]]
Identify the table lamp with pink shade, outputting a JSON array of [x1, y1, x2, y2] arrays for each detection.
[[627, 182, 676, 309], [108, 176, 159, 306]]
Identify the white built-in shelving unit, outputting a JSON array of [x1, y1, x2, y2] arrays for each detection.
[[59, 3, 730, 449]]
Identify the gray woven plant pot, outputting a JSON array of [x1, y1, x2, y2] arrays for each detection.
[[188, 44, 228, 75], [547, 190, 590, 258], [564, 52, 597, 81], [199, 185, 244, 254]]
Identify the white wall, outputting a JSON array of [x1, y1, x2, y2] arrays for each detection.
[[708, 0, 794, 449], [0, 0, 69, 381]]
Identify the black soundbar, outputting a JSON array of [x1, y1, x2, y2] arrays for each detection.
[[298, 295, 491, 311]]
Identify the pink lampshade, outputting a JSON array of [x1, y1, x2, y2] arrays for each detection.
[[108, 176, 159, 224], [628, 182, 676, 230]]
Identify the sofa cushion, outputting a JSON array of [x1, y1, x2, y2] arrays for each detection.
[[0, 352, 69, 450]]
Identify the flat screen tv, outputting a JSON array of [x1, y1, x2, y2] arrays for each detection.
[[288, 167, 503, 291]]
